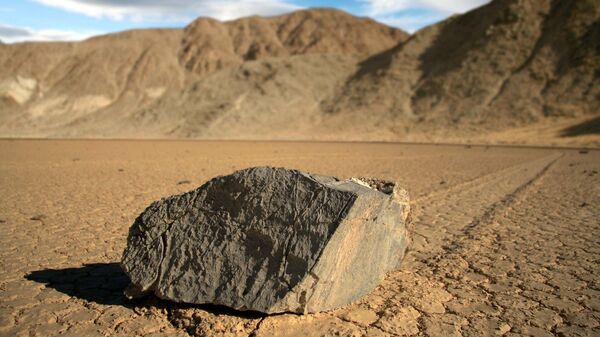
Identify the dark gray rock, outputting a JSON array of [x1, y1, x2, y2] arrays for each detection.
[[121, 167, 410, 314]]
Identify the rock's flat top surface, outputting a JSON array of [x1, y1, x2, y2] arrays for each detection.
[[121, 166, 410, 313], [1, 140, 598, 337]]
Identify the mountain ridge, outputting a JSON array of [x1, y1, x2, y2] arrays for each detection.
[[0, 2, 598, 146]]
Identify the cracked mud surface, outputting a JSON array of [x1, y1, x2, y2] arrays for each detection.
[[1, 140, 598, 337]]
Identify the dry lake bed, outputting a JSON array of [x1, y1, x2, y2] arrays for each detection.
[[0, 140, 598, 337]]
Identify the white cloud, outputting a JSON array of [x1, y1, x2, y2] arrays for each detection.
[[361, 0, 489, 16], [0, 23, 100, 43], [7, 0, 491, 42], [374, 12, 448, 33], [33, 0, 301, 22]]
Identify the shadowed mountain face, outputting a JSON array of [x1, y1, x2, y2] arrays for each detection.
[[330, 0, 599, 137], [0, 2, 598, 144]]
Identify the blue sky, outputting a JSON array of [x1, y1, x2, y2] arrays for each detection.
[[0, 0, 489, 43]]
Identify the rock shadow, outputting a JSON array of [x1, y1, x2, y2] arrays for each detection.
[[26, 263, 129, 306], [561, 116, 600, 137], [25, 263, 268, 319]]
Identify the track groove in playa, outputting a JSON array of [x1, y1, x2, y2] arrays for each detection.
[[341, 154, 565, 336], [443, 153, 562, 247], [412, 156, 563, 335], [0, 141, 597, 337]]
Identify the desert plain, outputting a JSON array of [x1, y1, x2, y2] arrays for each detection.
[[0, 139, 598, 337], [1, 0, 599, 335]]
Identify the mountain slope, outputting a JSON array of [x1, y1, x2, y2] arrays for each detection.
[[180, 9, 406, 74], [330, 0, 599, 139], [0, 29, 186, 135], [0, 2, 597, 146], [0, 9, 407, 137]]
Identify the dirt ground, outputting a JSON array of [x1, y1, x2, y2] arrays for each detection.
[[0, 140, 598, 337]]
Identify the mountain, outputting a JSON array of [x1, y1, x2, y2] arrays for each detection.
[[0, 9, 406, 138], [328, 0, 600, 140], [180, 9, 406, 74], [0, 2, 597, 146], [0, 29, 186, 135]]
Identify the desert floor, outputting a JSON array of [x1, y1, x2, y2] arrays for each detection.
[[0, 140, 598, 337]]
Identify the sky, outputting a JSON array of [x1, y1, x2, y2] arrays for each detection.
[[0, 0, 489, 43]]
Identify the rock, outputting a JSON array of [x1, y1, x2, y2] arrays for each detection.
[[121, 167, 410, 314]]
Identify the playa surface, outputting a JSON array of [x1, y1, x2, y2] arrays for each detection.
[[0, 140, 598, 336]]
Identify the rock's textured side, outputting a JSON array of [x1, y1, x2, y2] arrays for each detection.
[[121, 167, 410, 314]]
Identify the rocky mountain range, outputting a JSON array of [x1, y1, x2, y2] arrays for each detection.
[[0, 0, 598, 145]]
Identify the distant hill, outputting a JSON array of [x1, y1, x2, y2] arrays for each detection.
[[0, 2, 598, 146]]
